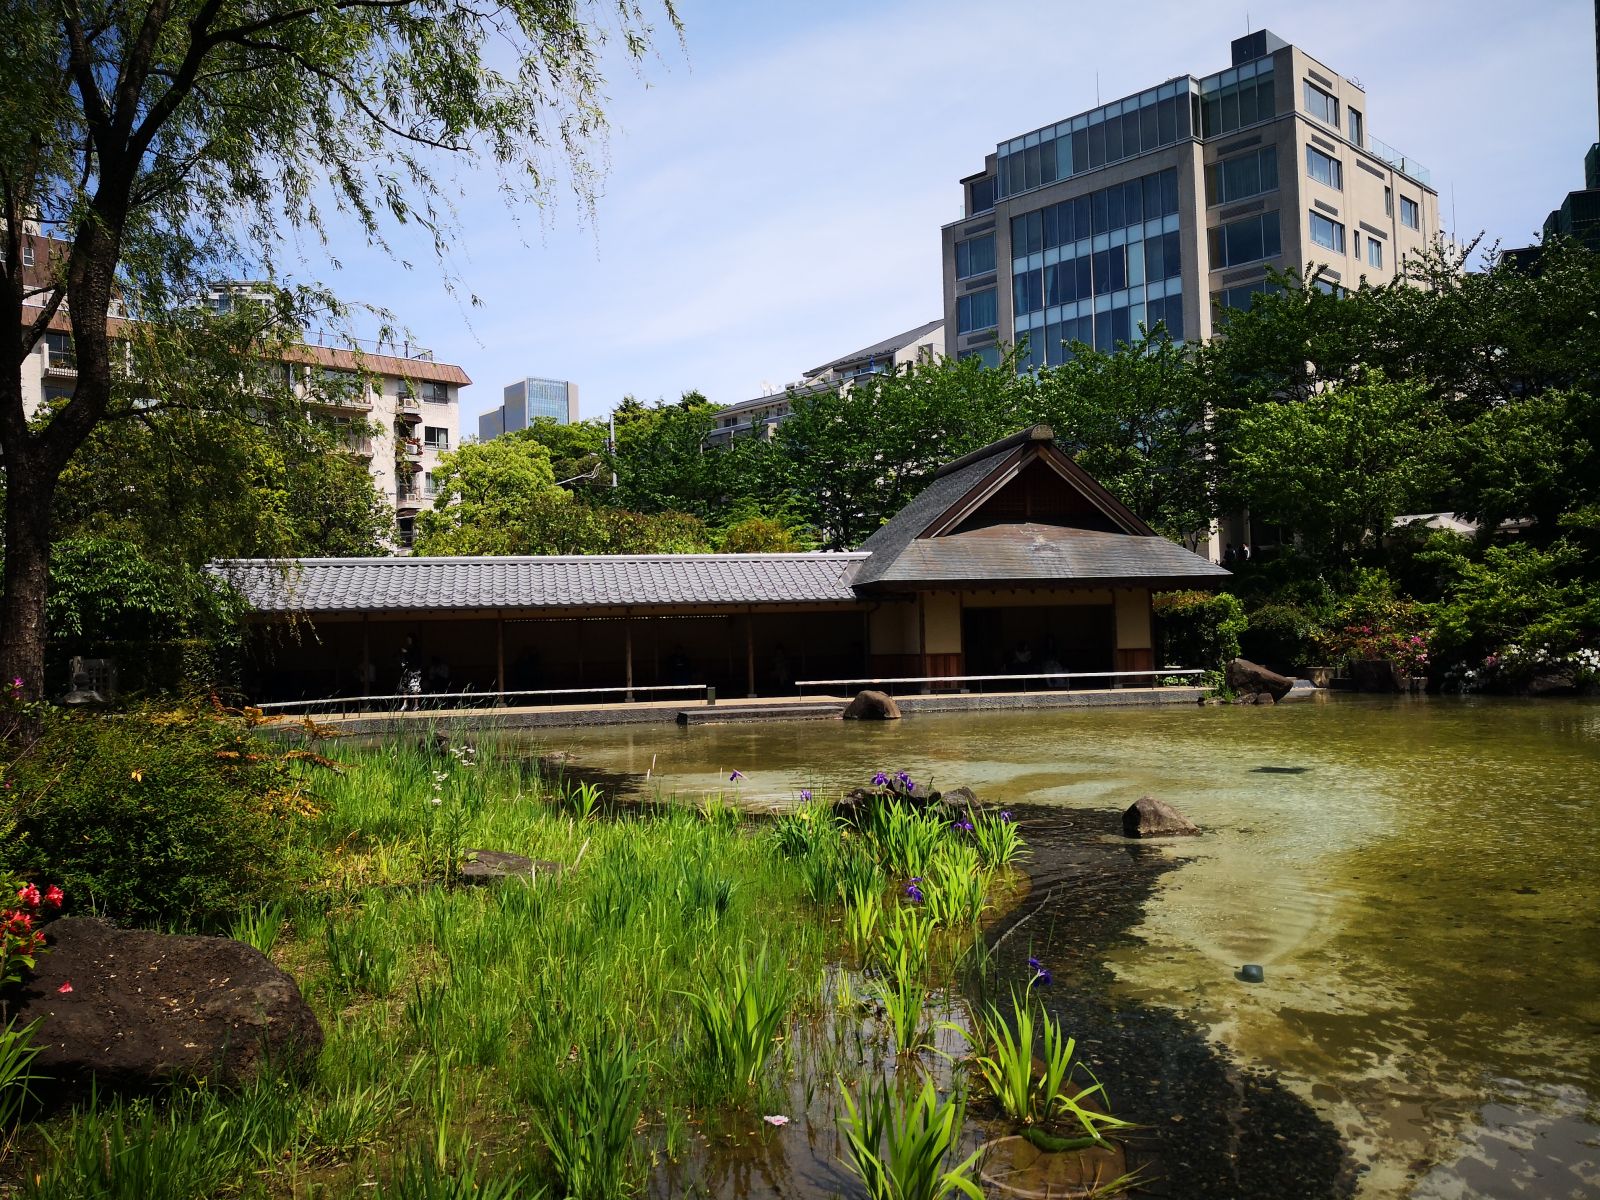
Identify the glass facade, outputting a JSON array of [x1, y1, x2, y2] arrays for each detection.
[[995, 79, 1198, 201], [968, 176, 996, 215], [955, 234, 996, 279], [1214, 278, 1283, 314], [1009, 167, 1185, 365], [1205, 146, 1278, 206], [1209, 210, 1281, 267], [527, 378, 571, 422], [1306, 146, 1342, 189], [1197, 57, 1277, 138]]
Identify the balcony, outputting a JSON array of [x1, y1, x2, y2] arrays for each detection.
[[43, 350, 77, 379], [395, 490, 423, 514], [396, 394, 423, 422], [397, 438, 424, 462], [344, 435, 374, 457], [309, 390, 373, 412], [1366, 136, 1432, 188]]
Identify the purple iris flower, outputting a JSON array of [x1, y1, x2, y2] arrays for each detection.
[[896, 770, 912, 786], [905, 883, 924, 903], [1028, 957, 1043, 970], [729, 770, 744, 781], [952, 819, 974, 834], [1030, 967, 1053, 988], [800, 789, 812, 802], [873, 771, 889, 787], [1000, 811, 1013, 823]]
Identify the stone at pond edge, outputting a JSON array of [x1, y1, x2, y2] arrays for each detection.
[[841, 689, 901, 720], [459, 849, 567, 885], [978, 1133, 1129, 1199], [1225, 657, 1295, 702], [942, 785, 979, 809], [1122, 795, 1201, 838], [5, 917, 321, 1107]]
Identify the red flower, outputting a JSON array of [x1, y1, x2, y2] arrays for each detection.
[[16, 883, 40, 908], [43, 885, 63, 907], [57, 980, 73, 994]]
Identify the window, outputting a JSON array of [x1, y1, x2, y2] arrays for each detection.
[[423, 471, 437, 496], [1303, 81, 1340, 129], [957, 288, 997, 334], [955, 234, 995, 279], [968, 176, 996, 214], [1400, 196, 1420, 230], [958, 346, 1003, 368], [1306, 146, 1342, 189], [1384, 187, 1393, 217], [1013, 269, 1043, 315], [1367, 237, 1385, 268], [420, 380, 451, 402], [1348, 108, 1364, 148], [1213, 279, 1284, 315], [1205, 146, 1278, 205], [44, 330, 75, 368], [423, 425, 450, 450], [1209, 210, 1282, 268], [1309, 210, 1346, 253], [21, 244, 35, 268]]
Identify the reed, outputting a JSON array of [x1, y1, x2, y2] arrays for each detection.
[[838, 1071, 984, 1200]]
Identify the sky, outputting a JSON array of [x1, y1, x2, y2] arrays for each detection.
[[296, 0, 1599, 431]]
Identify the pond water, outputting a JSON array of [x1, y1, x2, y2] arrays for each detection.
[[537, 695, 1600, 1200]]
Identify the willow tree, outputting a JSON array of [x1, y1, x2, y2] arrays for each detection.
[[0, 1, 678, 699]]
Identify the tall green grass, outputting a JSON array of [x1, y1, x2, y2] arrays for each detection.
[[838, 1072, 984, 1200]]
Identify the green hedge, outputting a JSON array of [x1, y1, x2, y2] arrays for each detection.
[[1153, 590, 1247, 673]]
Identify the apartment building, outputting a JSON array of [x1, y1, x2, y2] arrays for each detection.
[[941, 30, 1440, 367], [12, 246, 468, 551], [707, 319, 943, 442], [479, 376, 579, 440]]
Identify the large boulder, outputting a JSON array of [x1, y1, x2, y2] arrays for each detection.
[[842, 689, 902, 720], [1226, 657, 1295, 702], [1122, 795, 1201, 838], [5, 917, 321, 1105]]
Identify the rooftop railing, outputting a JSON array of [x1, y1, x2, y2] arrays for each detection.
[[1365, 136, 1432, 187]]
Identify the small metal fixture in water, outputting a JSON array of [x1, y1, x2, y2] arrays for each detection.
[[1237, 964, 1265, 983]]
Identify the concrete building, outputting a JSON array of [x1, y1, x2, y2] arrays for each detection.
[[707, 319, 943, 443], [479, 376, 579, 440], [941, 29, 1440, 367], [11, 243, 467, 551]]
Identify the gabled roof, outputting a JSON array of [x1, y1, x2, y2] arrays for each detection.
[[853, 425, 1228, 589], [805, 319, 943, 379], [215, 553, 868, 614]]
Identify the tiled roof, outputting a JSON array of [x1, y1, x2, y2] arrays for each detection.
[[859, 524, 1231, 587], [281, 344, 471, 386], [214, 553, 869, 613]]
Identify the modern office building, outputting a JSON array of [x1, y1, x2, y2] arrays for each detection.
[[479, 376, 579, 439], [941, 30, 1440, 367], [707, 319, 943, 442]]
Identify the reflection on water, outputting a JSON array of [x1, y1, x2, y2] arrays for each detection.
[[539, 695, 1600, 1199]]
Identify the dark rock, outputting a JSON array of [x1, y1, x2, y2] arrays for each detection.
[[6, 917, 321, 1106], [942, 785, 979, 810], [1122, 795, 1201, 839], [1225, 658, 1295, 702], [1525, 668, 1578, 697], [841, 689, 901, 720], [1347, 658, 1405, 693], [458, 850, 566, 886], [537, 751, 575, 774]]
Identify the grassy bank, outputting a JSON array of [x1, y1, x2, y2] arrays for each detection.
[[4, 729, 1050, 1199]]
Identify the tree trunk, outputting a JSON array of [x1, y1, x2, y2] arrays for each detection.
[[0, 452, 57, 703]]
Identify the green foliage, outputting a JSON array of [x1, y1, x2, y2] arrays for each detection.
[[837, 1073, 985, 1200], [4, 711, 311, 927], [969, 992, 1130, 1142], [609, 393, 768, 522], [1153, 590, 1246, 672], [528, 1036, 647, 1200], [873, 973, 932, 1055], [375, 1148, 536, 1199], [969, 812, 1023, 871], [0, 1018, 43, 1132], [1241, 603, 1329, 672], [717, 514, 812, 552], [1425, 539, 1600, 675], [1319, 570, 1433, 673], [679, 942, 792, 1095]]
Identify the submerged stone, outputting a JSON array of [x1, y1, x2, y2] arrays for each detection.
[[841, 689, 902, 720], [1122, 795, 1201, 838]]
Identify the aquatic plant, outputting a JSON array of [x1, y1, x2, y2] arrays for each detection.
[[565, 780, 604, 821], [374, 1145, 535, 1198], [877, 904, 934, 984], [838, 1072, 984, 1200], [922, 845, 989, 927], [679, 942, 793, 1094], [845, 880, 884, 957], [969, 811, 1023, 870], [969, 992, 1131, 1143], [528, 1036, 647, 1200], [874, 973, 932, 1055]]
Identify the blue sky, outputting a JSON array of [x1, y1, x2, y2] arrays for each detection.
[[301, 0, 1598, 430]]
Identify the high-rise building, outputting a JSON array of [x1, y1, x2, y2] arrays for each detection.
[[941, 30, 1440, 367], [479, 376, 579, 439]]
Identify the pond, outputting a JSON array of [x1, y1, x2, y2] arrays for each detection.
[[536, 694, 1600, 1200]]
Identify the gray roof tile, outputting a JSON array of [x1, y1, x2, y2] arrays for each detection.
[[861, 525, 1232, 587], [214, 553, 868, 613]]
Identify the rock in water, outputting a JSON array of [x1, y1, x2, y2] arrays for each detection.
[[842, 689, 902, 720], [1122, 795, 1201, 838], [8, 917, 321, 1105], [458, 849, 566, 885], [1225, 657, 1295, 702]]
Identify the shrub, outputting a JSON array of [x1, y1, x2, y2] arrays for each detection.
[[1319, 570, 1432, 674], [1240, 603, 1328, 672], [5, 710, 312, 928], [1153, 590, 1246, 671]]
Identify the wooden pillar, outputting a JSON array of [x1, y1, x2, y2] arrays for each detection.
[[745, 612, 756, 698], [625, 619, 635, 702], [360, 616, 371, 710], [495, 615, 506, 704]]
